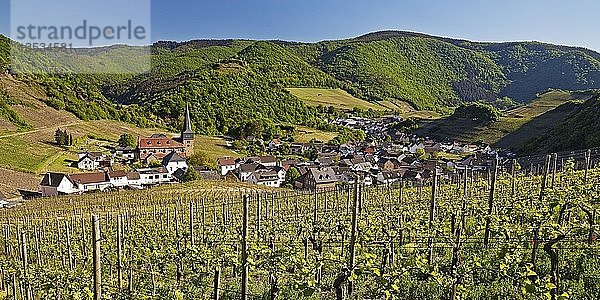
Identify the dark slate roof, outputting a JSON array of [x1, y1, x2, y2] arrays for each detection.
[[182, 104, 194, 134], [309, 167, 337, 184], [173, 168, 186, 181], [40, 172, 73, 187], [150, 133, 169, 139], [162, 151, 186, 165]]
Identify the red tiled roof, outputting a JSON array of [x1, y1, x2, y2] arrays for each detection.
[[126, 172, 141, 180], [218, 157, 236, 166], [139, 138, 184, 149], [69, 172, 107, 184], [108, 170, 127, 178]]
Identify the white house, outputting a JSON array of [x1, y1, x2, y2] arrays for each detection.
[[126, 172, 142, 189], [217, 157, 236, 176], [39, 173, 79, 196], [162, 151, 188, 175], [77, 155, 97, 170], [239, 163, 260, 181], [107, 170, 129, 188], [77, 152, 112, 170], [138, 167, 171, 185], [70, 172, 111, 192], [115, 146, 136, 161]]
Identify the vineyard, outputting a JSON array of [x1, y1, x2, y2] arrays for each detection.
[[1, 157, 600, 299]]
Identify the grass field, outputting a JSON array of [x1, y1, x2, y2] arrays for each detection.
[[194, 135, 239, 161], [294, 125, 338, 143], [287, 88, 386, 111]]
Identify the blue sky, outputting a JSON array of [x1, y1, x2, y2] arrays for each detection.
[[2, 0, 600, 51]]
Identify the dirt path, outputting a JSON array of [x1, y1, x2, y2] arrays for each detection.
[[0, 121, 82, 139]]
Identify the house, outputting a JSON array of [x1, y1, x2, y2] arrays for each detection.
[[142, 153, 161, 165], [193, 166, 220, 181], [138, 167, 172, 185], [259, 155, 278, 167], [39, 172, 79, 196], [217, 157, 237, 176], [238, 163, 261, 181], [296, 167, 337, 191], [351, 162, 373, 172], [138, 136, 187, 161], [248, 169, 284, 187], [162, 151, 189, 174], [290, 143, 308, 155], [0, 192, 8, 208], [114, 146, 136, 161], [107, 170, 129, 188], [268, 139, 283, 150], [377, 169, 407, 185], [70, 172, 111, 192], [77, 152, 111, 170], [137, 105, 194, 160], [378, 158, 402, 171], [126, 172, 142, 188]]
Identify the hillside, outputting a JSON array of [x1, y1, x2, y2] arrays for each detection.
[[415, 90, 596, 153], [523, 91, 600, 154], [1, 31, 600, 152], [106, 32, 600, 135]]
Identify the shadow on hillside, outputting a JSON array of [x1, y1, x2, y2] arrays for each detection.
[[415, 102, 580, 152], [415, 117, 487, 142], [494, 102, 580, 152]]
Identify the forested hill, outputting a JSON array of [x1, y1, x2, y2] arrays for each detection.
[[288, 31, 600, 110], [1, 31, 600, 138]]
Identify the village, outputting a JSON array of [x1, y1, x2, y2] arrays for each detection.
[[2, 106, 502, 206]]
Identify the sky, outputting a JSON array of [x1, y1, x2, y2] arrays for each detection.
[[1, 0, 600, 51]]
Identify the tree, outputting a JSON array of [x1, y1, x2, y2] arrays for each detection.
[[118, 133, 137, 148], [182, 167, 201, 182], [188, 151, 216, 169], [284, 167, 301, 188], [54, 129, 70, 146]]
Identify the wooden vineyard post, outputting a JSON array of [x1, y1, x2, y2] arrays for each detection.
[[539, 155, 551, 202], [92, 215, 101, 300], [585, 149, 591, 183], [0, 267, 4, 294], [484, 157, 498, 246], [117, 215, 123, 290], [551, 153, 558, 188], [213, 267, 221, 300], [427, 168, 438, 267], [313, 190, 318, 226], [511, 159, 517, 197], [256, 193, 261, 237], [450, 209, 463, 300], [189, 202, 195, 247], [20, 231, 31, 300], [241, 194, 249, 300], [3, 224, 9, 257], [348, 183, 360, 296], [531, 226, 540, 271], [12, 273, 16, 300]]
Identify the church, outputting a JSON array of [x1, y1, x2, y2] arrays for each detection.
[[136, 105, 194, 162]]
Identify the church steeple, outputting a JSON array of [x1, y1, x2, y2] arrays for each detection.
[[180, 104, 194, 156], [182, 104, 193, 135]]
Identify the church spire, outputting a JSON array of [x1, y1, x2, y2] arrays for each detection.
[[182, 104, 193, 135]]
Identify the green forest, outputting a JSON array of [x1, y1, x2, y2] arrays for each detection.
[[1, 31, 600, 149]]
